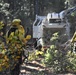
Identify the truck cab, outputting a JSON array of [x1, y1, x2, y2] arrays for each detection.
[[33, 12, 67, 49]]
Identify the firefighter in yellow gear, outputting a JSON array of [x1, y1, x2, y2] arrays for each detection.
[[6, 19, 31, 75], [71, 31, 76, 53]]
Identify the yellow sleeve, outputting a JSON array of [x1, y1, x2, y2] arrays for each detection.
[[16, 25, 25, 40], [71, 32, 76, 43]]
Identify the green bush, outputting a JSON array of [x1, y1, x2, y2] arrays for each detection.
[[43, 32, 76, 73]]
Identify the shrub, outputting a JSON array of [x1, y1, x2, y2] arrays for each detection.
[[43, 32, 76, 73], [0, 19, 31, 74]]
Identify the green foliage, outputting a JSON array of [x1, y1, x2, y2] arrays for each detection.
[[31, 71, 45, 75], [43, 32, 76, 73], [71, 12, 75, 16], [0, 21, 4, 30], [0, 20, 31, 72], [28, 50, 44, 61], [28, 52, 38, 61], [50, 32, 59, 42]]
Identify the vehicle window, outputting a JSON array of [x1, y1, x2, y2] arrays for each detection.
[[34, 19, 40, 26], [49, 19, 61, 23]]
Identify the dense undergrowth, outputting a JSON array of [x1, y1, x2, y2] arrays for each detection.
[[43, 32, 76, 73], [0, 19, 31, 75]]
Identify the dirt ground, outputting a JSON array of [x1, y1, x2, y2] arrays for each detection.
[[19, 58, 76, 75]]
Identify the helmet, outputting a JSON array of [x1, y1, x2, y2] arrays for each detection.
[[12, 19, 21, 26]]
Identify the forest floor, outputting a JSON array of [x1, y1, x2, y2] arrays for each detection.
[[19, 49, 76, 75], [19, 58, 76, 75]]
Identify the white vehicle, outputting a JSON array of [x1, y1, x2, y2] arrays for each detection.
[[33, 11, 70, 49]]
